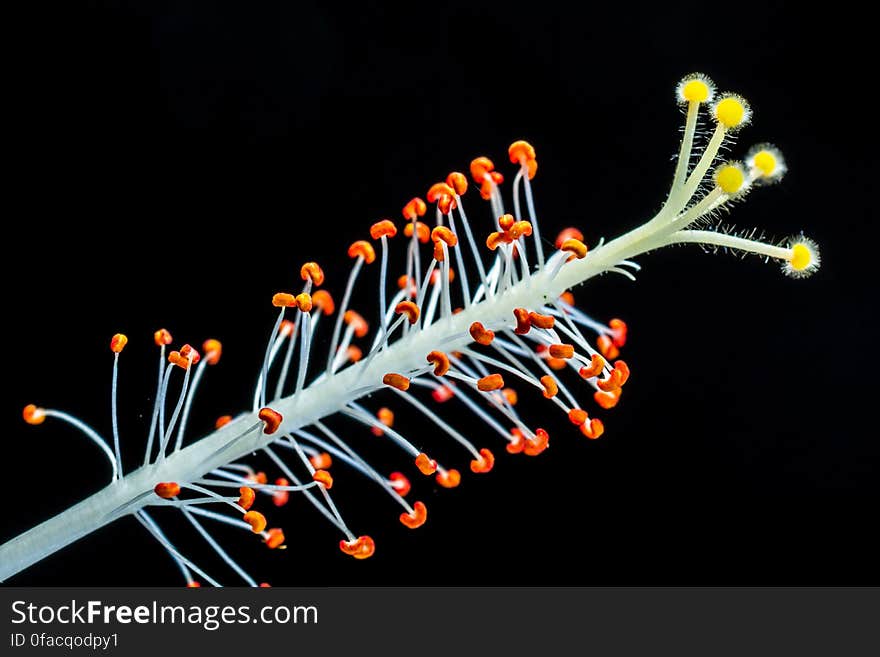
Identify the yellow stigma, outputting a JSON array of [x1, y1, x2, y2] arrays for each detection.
[[752, 150, 777, 177], [715, 97, 746, 128], [790, 244, 811, 271], [682, 79, 710, 103], [716, 165, 745, 194]]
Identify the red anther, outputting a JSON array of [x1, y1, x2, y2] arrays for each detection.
[[568, 408, 588, 426], [469, 321, 495, 345], [294, 293, 313, 313], [343, 310, 369, 337], [339, 535, 376, 560], [243, 511, 267, 534], [594, 388, 621, 410], [436, 468, 461, 488], [404, 220, 431, 243], [432, 385, 454, 403], [498, 214, 515, 231], [526, 158, 538, 180], [485, 231, 510, 250], [265, 528, 285, 549], [389, 471, 411, 496], [549, 343, 574, 359], [348, 240, 376, 264], [110, 333, 128, 353], [400, 501, 427, 529], [579, 354, 606, 379], [347, 345, 363, 362], [187, 581, 201, 588], [402, 197, 427, 220], [395, 300, 420, 324], [272, 292, 297, 308], [446, 171, 468, 195], [507, 427, 526, 454], [259, 583, 271, 588], [427, 182, 456, 203], [502, 388, 518, 405], [528, 312, 555, 329], [512, 307, 531, 334], [300, 262, 325, 286], [370, 219, 398, 240], [215, 414, 232, 429], [477, 373, 505, 392], [202, 339, 222, 365], [180, 344, 201, 365], [313, 469, 333, 490], [555, 227, 584, 250], [470, 156, 495, 182], [580, 417, 605, 440], [561, 238, 588, 259], [279, 320, 296, 337], [540, 375, 559, 399], [310, 452, 333, 470], [431, 226, 458, 247], [22, 404, 45, 425], [427, 350, 450, 376], [382, 372, 410, 391], [154, 482, 181, 499], [258, 407, 283, 434], [154, 328, 173, 346], [272, 478, 290, 507], [470, 447, 495, 473], [371, 407, 395, 436], [560, 291, 575, 307], [609, 318, 628, 347], [415, 452, 437, 475], [508, 140, 536, 164], [238, 486, 256, 510], [524, 428, 550, 456], [509, 221, 533, 240], [597, 368, 623, 392], [596, 335, 620, 360], [430, 267, 455, 285], [312, 290, 335, 315]]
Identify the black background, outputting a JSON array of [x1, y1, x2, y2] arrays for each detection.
[[3, 1, 874, 586]]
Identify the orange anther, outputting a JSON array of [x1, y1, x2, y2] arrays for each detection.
[[402, 197, 427, 220], [370, 219, 398, 240], [469, 321, 495, 345], [479, 180, 494, 200], [498, 214, 515, 231], [507, 427, 526, 454], [524, 428, 550, 456], [383, 372, 410, 391], [259, 583, 271, 588], [446, 171, 468, 195], [180, 344, 200, 365], [561, 238, 588, 259], [508, 140, 536, 164], [430, 267, 455, 285], [513, 308, 531, 335], [404, 220, 430, 243], [313, 469, 333, 490], [477, 373, 505, 392], [215, 415, 232, 429], [415, 452, 437, 475], [202, 339, 222, 365], [154, 328, 173, 346], [502, 388, 518, 405], [555, 227, 584, 250], [347, 345, 363, 362], [395, 300, 420, 324], [526, 158, 538, 179], [312, 290, 335, 315], [400, 501, 427, 529], [339, 535, 376, 560], [427, 182, 456, 203], [258, 407, 283, 434], [596, 334, 620, 360], [528, 312, 555, 329], [389, 471, 411, 496], [348, 240, 376, 264], [568, 408, 588, 426], [431, 226, 458, 247], [280, 320, 296, 337], [243, 510, 267, 534], [485, 231, 509, 251], [436, 468, 461, 488], [540, 375, 558, 399], [509, 221, 533, 239], [470, 156, 495, 182], [187, 581, 201, 588], [560, 291, 575, 307], [154, 482, 181, 499], [597, 368, 623, 392], [249, 472, 268, 485], [300, 262, 325, 286], [490, 171, 504, 185], [371, 407, 395, 436], [433, 242, 446, 261], [272, 478, 290, 507], [238, 486, 256, 510], [581, 417, 605, 440], [293, 293, 312, 313], [549, 343, 574, 359], [310, 452, 333, 470], [110, 333, 128, 353], [547, 357, 567, 371], [609, 318, 628, 347], [579, 354, 606, 379], [432, 385, 454, 403], [427, 350, 450, 376], [272, 292, 297, 308], [594, 388, 621, 410], [265, 528, 285, 549], [470, 447, 495, 473], [343, 310, 369, 337], [397, 275, 417, 296], [23, 404, 45, 425]]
